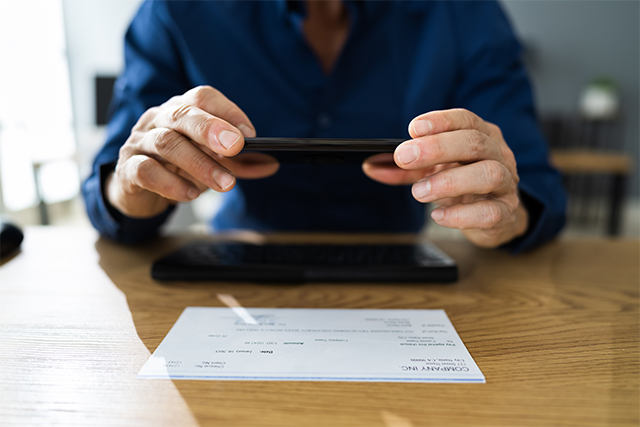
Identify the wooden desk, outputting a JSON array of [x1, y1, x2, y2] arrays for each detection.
[[1, 227, 638, 426]]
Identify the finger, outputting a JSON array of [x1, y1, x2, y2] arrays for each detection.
[[142, 128, 236, 192], [363, 154, 460, 186], [411, 160, 515, 203], [408, 108, 492, 139], [197, 144, 280, 179], [133, 106, 161, 132], [394, 129, 506, 171], [362, 153, 427, 185], [152, 102, 245, 157], [364, 152, 395, 166], [121, 155, 201, 202], [430, 199, 513, 231], [181, 86, 256, 138], [166, 164, 209, 193], [214, 152, 280, 179]]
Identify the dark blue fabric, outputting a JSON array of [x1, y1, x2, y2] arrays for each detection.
[[82, 0, 566, 252]]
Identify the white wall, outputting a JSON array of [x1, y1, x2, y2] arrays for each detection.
[[62, 0, 143, 179]]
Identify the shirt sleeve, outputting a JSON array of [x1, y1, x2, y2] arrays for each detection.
[[81, 0, 189, 244], [449, 1, 567, 253]]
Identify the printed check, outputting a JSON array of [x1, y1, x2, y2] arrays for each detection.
[[138, 307, 485, 383]]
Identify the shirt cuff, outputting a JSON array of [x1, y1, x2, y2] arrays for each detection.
[[500, 182, 563, 254], [96, 162, 176, 244]]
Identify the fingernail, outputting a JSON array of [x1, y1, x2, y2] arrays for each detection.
[[218, 130, 241, 149], [212, 168, 235, 190], [187, 186, 200, 200], [396, 143, 420, 165], [412, 120, 433, 136], [431, 208, 444, 221], [413, 179, 431, 200], [238, 124, 256, 138]]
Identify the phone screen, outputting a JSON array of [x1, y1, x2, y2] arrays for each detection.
[[242, 137, 403, 165]]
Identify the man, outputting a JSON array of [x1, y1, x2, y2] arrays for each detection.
[[83, 0, 566, 252]]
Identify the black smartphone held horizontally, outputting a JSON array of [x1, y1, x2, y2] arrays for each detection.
[[242, 137, 404, 165]]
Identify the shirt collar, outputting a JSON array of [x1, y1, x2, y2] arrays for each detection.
[[277, 1, 381, 22]]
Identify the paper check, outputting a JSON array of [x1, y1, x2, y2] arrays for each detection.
[[138, 307, 485, 383]]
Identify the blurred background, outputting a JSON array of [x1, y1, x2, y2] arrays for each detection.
[[0, 0, 638, 239]]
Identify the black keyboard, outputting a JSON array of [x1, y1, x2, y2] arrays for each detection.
[[152, 242, 457, 283]]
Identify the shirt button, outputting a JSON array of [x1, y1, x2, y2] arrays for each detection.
[[316, 113, 332, 129]]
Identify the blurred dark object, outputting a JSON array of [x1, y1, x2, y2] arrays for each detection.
[[31, 162, 49, 225], [542, 115, 633, 235], [95, 75, 117, 126], [0, 220, 24, 260]]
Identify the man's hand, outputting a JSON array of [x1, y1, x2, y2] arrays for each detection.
[[106, 86, 279, 218], [363, 109, 528, 248]]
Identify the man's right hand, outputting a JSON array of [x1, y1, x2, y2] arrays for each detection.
[[106, 86, 279, 218]]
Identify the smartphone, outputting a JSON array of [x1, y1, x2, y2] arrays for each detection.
[[242, 137, 403, 165]]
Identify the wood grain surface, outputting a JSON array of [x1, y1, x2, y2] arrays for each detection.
[[551, 149, 633, 174], [1, 227, 638, 426]]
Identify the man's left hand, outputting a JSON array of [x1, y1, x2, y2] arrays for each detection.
[[363, 108, 529, 248]]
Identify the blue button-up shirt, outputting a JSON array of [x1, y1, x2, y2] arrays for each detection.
[[82, 0, 566, 252]]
